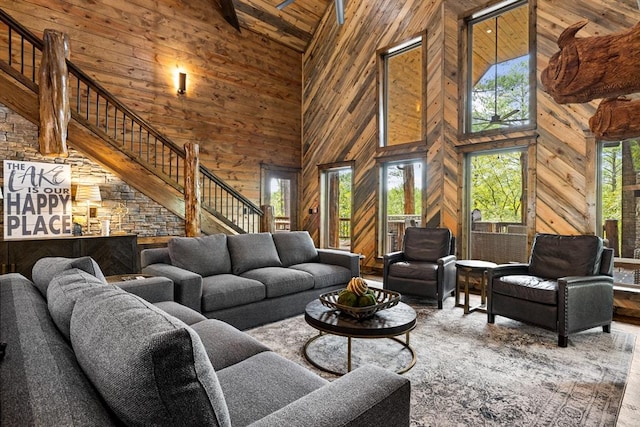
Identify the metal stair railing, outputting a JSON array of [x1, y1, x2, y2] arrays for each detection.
[[0, 8, 262, 233]]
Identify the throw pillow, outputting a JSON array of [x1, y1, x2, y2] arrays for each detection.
[[227, 233, 282, 275], [32, 256, 106, 298], [47, 268, 111, 341], [70, 289, 232, 427], [168, 234, 232, 277], [272, 231, 319, 267]]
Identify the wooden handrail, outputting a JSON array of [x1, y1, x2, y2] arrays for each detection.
[[0, 7, 262, 233]]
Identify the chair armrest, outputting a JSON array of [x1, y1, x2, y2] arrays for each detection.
[[317, 249, 360, 277], [114, 276, 174, 303], [382, 251, 406, 284], [558, 275, 614, 336], [249, 365, 410, 427], [141, 264, 203, 312], [437, 254, 456, 267]]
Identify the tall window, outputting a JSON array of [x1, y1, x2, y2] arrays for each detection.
[[379, 160, 425, 255], [320, 166, 352, 250], [598, 139, 640, 287], [380, 36, 424, 147], [466, 0, 532, 133], [466, 148, 529, 263]]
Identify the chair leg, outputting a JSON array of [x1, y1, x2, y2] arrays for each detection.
[[487, 313, 495, 323], [437, 300, 443, 309], [603, 324, 611, 333], [558, 335, 568, 347]]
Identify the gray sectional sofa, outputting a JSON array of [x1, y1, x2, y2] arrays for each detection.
[[141, 231, 360, 329], [0, 257, 411, 426]]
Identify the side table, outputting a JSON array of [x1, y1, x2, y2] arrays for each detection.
[[455, 260, 497, 314]]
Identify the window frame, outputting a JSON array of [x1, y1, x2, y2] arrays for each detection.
[[463, 0, 536, 136]]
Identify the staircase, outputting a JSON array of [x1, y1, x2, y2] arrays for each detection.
[[0, 8, 262, 235]]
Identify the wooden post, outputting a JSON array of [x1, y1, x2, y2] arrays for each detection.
[[38, 29, 70, 157], [184, 143, 200, 237], [402, 165, 415, 214], [260, 205, 275, 233], [604, 219, 619, 257]]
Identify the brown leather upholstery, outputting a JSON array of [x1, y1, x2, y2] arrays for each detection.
[[487, 233, 614, 347], [383, 227, 456, 309]]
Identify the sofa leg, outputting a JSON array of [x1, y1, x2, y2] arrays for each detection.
[[603, 324, 611, 333], [437, 300, 443, 309], [558, 335, 568, 347], [487, 313, 495, 323]]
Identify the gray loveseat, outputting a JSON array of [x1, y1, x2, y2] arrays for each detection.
[[141, 231, 360, 329], [0, 257, 411, 426]]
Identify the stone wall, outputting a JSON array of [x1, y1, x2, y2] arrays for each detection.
[[0, 103, 185, 237]]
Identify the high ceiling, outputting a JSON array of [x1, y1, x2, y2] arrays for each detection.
[[222, 0, 333, 52]]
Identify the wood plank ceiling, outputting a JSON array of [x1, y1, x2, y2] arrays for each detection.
[[222, 0, 333, 52]]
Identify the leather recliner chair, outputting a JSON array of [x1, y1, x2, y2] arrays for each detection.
[[383, 227, 457, 309], [487, 233, 614, 347]]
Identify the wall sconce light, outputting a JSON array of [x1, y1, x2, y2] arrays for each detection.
[[178, 72, 186, 95]]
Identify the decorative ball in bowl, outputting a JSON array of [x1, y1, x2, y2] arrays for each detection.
[[319, 277, 401, 319]]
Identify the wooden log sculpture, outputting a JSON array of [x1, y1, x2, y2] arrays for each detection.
[[589, 97, 640, 141], [38, 29, 70, 156], [541, 20, 640, 104]]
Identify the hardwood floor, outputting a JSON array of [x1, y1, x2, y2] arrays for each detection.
[[363, 275, 639, 425]]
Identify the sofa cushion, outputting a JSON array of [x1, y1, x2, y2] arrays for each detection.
[[168, 234, 232, 276], [70, 288, 232, 427], [154, 301, 208, 325], [227, 233, 282, 275], [190, 319, 270, 370], [493, 274, 558, 305], [528, 234, 604, 279], [289, 263, 352, 289], [241, 267, 314, 298], [272, 231, 319, 267], [32, 256, 106, 297], [403, 227, 452, 262], [0, 274, 116, 426], [201, 274, 266, 312], [388, 261, 438, 281], [217, 351, 327, 426], [47, 268, 111, 340]]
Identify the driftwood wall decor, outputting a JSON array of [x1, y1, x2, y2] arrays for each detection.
[[589, 97, 640, 141], [541, 20, 640, 104], [38, 29, 70, 156]]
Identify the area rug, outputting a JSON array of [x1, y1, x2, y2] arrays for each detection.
[[247, 296, 635, 426]]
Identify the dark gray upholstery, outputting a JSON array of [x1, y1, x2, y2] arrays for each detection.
[[487, 233, 614, 347], [46, 268, 111, 340], [141, 232, 360, 330], [383, 227, 457, 309], [217, 351, 328, 426], [190, 319, 271, 370], [272, 231, 320, 266], [202, 274, 266, 312], [32, 256, 106, 297], [240, 267, 314, 298], [2, 266, 410, 426], [227, 233, 282, 274], [71, 287, 232, 427], [169, 234, 232, 276], [0, 274, 117, 426]]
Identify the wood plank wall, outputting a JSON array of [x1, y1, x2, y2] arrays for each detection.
[[0, 0, 302, 204], [303, 0, 640, 271]]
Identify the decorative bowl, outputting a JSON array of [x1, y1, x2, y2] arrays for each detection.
[[319, 288, 401, 320]]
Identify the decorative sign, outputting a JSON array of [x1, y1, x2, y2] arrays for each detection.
[[3, 160, 72, 239]]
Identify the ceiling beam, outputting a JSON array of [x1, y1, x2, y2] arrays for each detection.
[[218, 0, 241, 32]]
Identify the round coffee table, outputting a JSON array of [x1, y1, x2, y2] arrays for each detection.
[[303, 299, 417, 375]]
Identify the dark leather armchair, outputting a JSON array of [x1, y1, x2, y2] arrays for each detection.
[[383, 227, 457, 309], [487, 233, 614, 347]]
